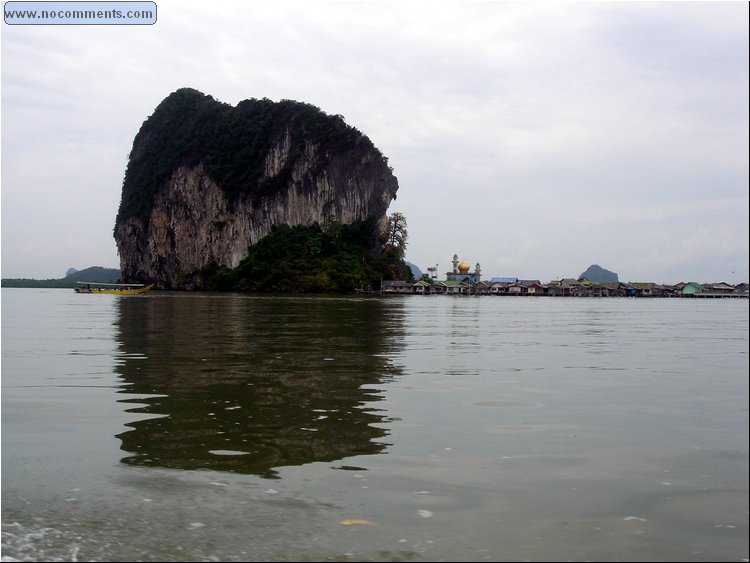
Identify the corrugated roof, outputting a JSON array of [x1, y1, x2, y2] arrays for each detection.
[[442, 279, 467, 286], [628, 282, 656, 289]]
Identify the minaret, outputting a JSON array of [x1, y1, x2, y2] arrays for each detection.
[[452, 254, 459, 274], [475, 263, 481, 281]]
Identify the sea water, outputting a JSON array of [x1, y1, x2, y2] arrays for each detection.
[[2, 288, 748, 561]]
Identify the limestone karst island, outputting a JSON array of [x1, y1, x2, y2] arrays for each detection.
[[114, 87, 409, 292]]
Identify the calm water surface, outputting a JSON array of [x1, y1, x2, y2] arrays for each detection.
[[2, 289, 748, 561]]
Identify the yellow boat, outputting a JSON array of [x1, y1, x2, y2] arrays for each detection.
[[74, 282, 154, 295]]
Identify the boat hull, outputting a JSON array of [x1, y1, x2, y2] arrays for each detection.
[[74, 285, 153, 295]]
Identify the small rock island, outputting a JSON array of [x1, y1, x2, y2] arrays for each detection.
[[114, 88, 403, 290]]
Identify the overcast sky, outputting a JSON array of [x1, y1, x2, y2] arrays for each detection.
[[2, 0, 748, 284]]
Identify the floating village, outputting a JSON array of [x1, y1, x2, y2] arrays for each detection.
[[380, 254, 749, 298]]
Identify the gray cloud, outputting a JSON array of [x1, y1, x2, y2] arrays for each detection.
[[2, 0, 747, 284]]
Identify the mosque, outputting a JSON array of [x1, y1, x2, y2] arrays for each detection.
[[445, 253, 481, 284]]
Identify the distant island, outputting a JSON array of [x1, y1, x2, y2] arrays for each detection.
[[1, 266, 121, 288], [578, 264, 618, 283]]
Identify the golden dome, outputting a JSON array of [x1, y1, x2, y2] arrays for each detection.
[[458, 261, 471, 273]]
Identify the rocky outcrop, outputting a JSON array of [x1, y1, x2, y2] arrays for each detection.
[[114, 89, 399, 289], [579, 264, 619, 283]]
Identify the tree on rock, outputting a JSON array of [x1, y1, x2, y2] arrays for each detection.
[[386, 212, 408, 256]]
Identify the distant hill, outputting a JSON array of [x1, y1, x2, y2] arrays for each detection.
[[66, 267, 79, 277], [64, 267, 121, 282], [2, 266, 121, 288], [579, 264, 618, 283], [406, 261, 423, 280]]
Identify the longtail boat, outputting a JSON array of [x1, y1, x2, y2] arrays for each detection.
[[74, 282, 154, 295]]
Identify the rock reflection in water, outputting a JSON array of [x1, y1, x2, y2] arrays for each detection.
[[113, 294, 404, 478]]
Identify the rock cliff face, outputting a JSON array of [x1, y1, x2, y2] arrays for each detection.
[[114, 88, 399, 289]]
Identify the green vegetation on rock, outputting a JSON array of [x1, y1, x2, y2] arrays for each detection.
[[200, 218, 412, 293], [116, 88, 387, 229]]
